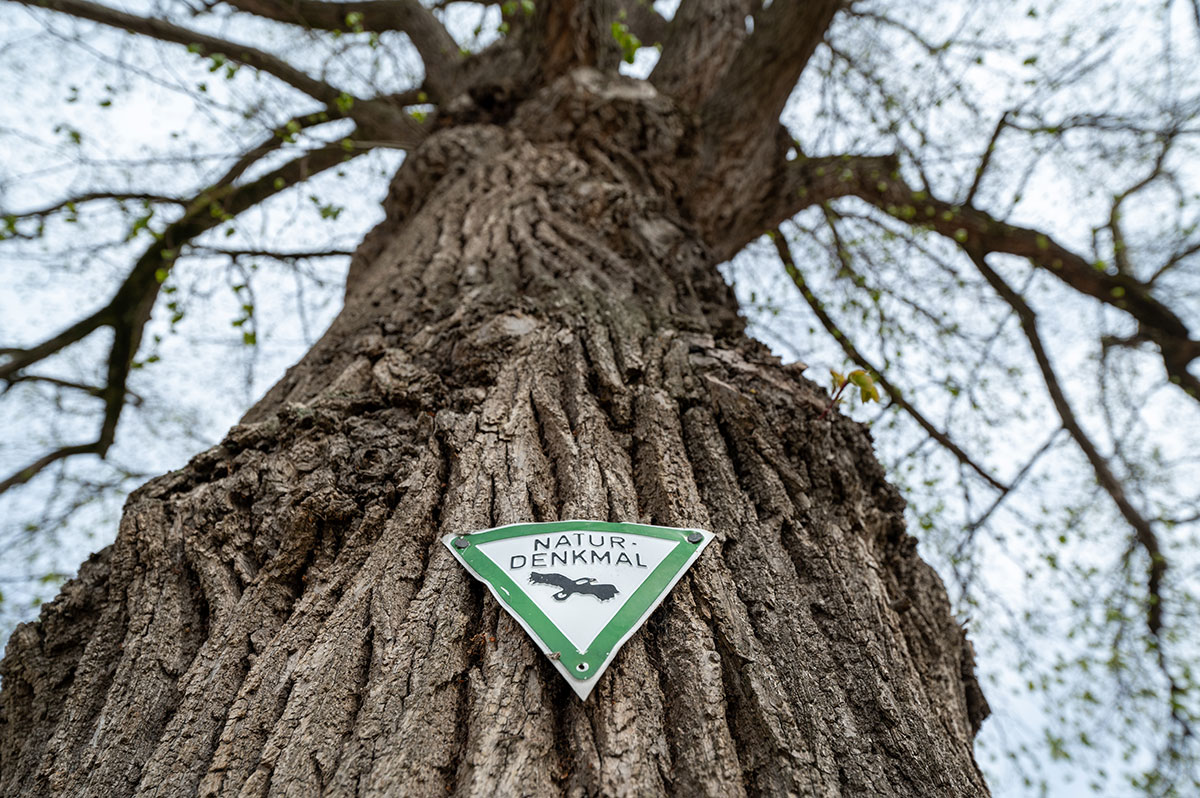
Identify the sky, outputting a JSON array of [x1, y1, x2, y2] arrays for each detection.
[[1, 1, 1198, 795]]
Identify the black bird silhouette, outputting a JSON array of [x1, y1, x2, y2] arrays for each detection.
[[529, 572, 619, 601]]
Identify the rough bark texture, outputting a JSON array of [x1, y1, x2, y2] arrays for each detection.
[[1, 71, 989, 797]]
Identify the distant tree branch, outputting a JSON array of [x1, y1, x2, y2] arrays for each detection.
[[0, 443, 108, 495], [1, 192, 183, 226], [771, 227, 1009, 493], [966, 244, 1191, 737], [965, 247, 1168, 635], [1, 373, 108, 400], [965, 110, 1009, 206], [19, 0, 351, 104], [1, 141, 367, 496], [1148, 237, 1200, 285], [965, 429, 1061, 534], [187, 246, 354, 259], [220, 0, 461, 100], [767, 152, 1200, 401], [0, 308, 114, 380], [209, 109, 343, 189], [1105, 140, 1172, 278]]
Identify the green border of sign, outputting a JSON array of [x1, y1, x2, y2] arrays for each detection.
[[442, 520, 712, 699]]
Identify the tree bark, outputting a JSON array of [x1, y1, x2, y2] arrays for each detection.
[[1, 70, 989, 797]]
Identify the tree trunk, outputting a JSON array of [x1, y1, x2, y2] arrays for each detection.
[[1, 71, 989, 797]]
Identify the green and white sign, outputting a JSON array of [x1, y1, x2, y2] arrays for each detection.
[[443, 520, 713, 699]]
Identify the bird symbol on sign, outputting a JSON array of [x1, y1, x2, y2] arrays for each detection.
[[529, 572, 619, 601]]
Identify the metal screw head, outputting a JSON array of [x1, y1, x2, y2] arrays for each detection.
[[453, 537, 470, 549], [686, 532, 703, 544]]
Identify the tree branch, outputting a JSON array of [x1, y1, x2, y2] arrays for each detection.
[[1, 142, 367, 494], [19, 0, 350, 104], [0, 443, 106, 495], [0, 308, 114, 380], [965, 110, 1009, 206], [1, 192, 182, 226], [965, 244, 1192, 736], [699, 0, 842, 149], [964, 246, 1168, 636], [767, 153, 1200, 400], [524, 0, 624, 80], [2, 373, 108, 400], [710, 151, 896, 259], [620, 0, 667, 45], [220, 0, 461, 100], [771, 228, 1008, 492], [187, 246, 354, 259]]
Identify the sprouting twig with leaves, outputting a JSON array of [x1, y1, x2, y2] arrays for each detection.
[[821, 368, 881, 420]]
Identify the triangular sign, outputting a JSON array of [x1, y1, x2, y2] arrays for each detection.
[[443, 520, 713, 699]]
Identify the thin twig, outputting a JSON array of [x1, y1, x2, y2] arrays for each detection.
[[772, 228, 1008, 492]]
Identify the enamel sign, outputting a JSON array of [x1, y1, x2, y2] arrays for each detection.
[[443, 520, 713, 699]]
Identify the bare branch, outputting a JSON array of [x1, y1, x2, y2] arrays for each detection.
[[965, 111, 1009, 207], [965, 244, 1192, 737], [965, 429, 1061, 533], [772, 228, 1008, 493], [965, 246, 1168, 635], [221, 0, 461, 100], [187, 246, 354, 259], [2, 373, 106, 399], [19, 0, 350, 104], [1, 192, 182, 224], [1106, 141, 1171, 277], [0, 443, 105, 495], [795, 154, 1200, 400], [201, 107, 360, 194], [1149, 237, 1200, 284], [1, 141, 368, 491], [0, 308, 113, 380]]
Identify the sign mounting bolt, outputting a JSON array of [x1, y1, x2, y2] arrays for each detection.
[[687, 532, 703, 544], [453, 537, 470, 549]]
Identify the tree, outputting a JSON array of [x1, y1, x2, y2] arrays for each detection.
[[0, 0, 1196, 795]]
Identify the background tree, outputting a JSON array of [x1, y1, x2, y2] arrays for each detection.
[[0, 0, 1196, 795]]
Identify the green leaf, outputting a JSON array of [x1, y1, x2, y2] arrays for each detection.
[[610, 21, 641, 64]]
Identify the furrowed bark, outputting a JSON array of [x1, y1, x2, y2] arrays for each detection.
[[1, 71, 988, 797]]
